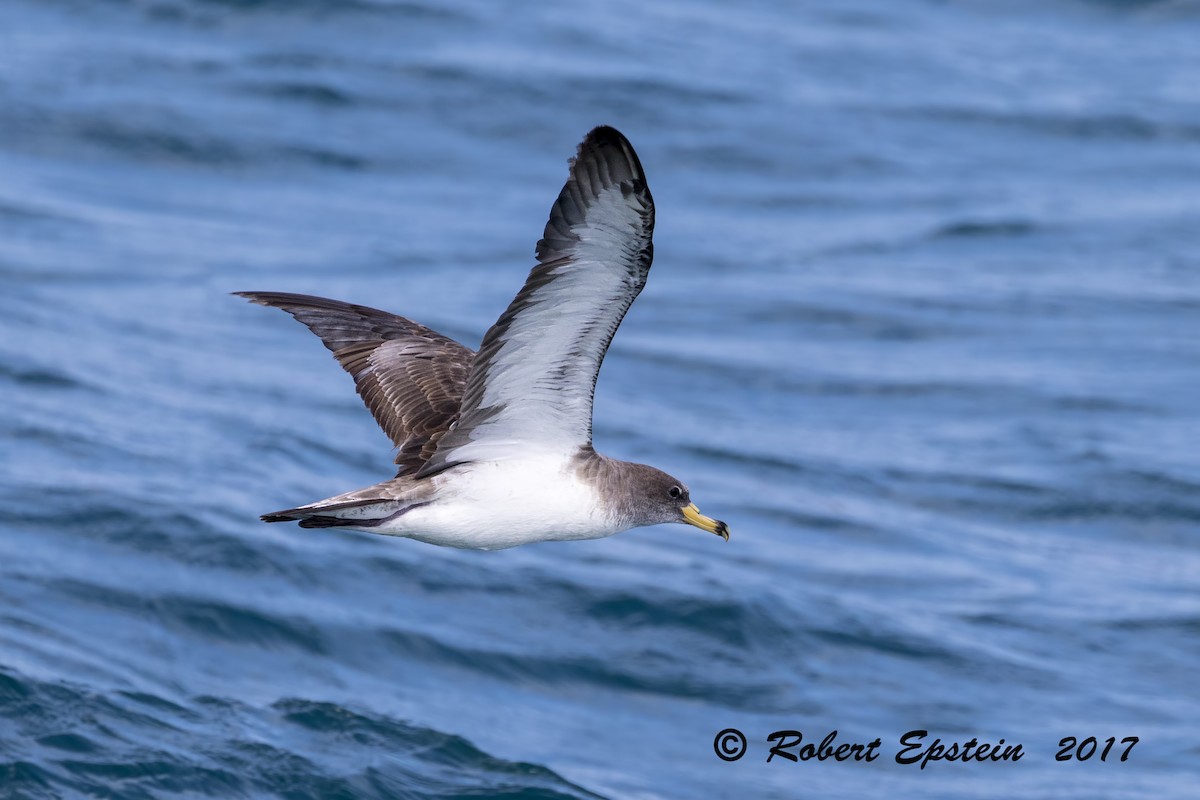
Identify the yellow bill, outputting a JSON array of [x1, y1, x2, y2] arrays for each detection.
[[682, 503, 729, 541]]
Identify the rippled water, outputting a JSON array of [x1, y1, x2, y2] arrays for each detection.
[[3, 0, 1199, 797]]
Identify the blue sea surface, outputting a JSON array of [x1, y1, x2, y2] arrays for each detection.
[[2, 0, 1199, 797]]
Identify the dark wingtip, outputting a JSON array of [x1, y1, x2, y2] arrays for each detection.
[[233, 291, 289, 310], [582, 125, 632, 149], [573, 125, 646, 184], [233, 291, 296, 308], [536, 125, 651, 265], [260, 511, 297, 523]]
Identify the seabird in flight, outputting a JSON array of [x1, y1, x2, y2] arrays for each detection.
[[237, 126, 728, 549]]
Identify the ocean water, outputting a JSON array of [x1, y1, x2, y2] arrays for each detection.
[[2, 0, 1199, 797]]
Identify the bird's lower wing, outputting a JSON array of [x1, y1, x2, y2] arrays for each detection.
[[419, 126, 655, 474]]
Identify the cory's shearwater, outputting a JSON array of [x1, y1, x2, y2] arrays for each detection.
[[237, 126, 729, 549]]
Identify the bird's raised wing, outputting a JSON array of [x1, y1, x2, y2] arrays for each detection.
[[235, 292, 472, 475], [419, 126, 654, 474]]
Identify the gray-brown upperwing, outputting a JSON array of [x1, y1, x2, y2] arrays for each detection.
[[234, 292, 473, 475], [419, 125, 655, 474]]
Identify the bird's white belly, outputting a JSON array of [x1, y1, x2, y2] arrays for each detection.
[[374, 458, 619, 549]]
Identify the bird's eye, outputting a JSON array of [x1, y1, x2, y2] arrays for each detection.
[[668, 486, 682, 499]]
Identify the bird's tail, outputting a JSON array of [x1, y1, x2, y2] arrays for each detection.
[[260, 481, 430, 529]]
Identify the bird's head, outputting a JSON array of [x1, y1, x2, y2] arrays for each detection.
[[623, 464, 729, 541]]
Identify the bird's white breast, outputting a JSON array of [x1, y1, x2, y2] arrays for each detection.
[[374, 456, 620, 549]]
